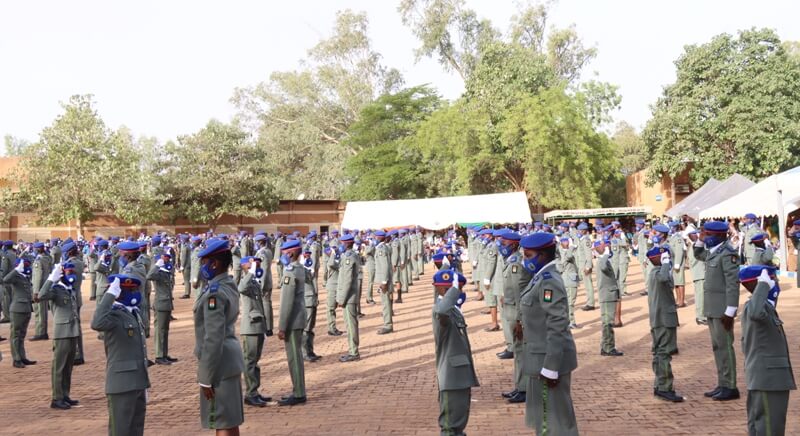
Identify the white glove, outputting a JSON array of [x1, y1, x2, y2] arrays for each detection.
[[660, 252, 671, 265], [155, 258, 165, 268], [14, 261, 25, 274], [107, 277, 122, 298], [442, 256, 451, 267], [757, 269, 775, 289], [764, 239, 772, 248], [472, 261, 478, 268], [48, 264, 63, 283], [483, 278, 491, 286], [452, 272, 459, 288]]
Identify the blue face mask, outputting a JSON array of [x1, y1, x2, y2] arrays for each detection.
[[523, 254, 547, 274], [704, 235, 726, 247], [339, 244, 346, 253], [254, 267, 264, 279], [61, 273, 77, 287], [200, 262, 216, 280], [498, 243, 514, 258], [119, 256, 129, 268], [279, 254, 291, 266], [768, 283, 780, 306], [119, 291, 143, 308]]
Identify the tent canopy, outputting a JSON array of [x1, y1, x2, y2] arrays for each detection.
[[543, 206, 651, 221], [340, 192, 532, 231], [699, 167, 800, 220], [668, 174, 754, 219], [664, 177, 721, 218]]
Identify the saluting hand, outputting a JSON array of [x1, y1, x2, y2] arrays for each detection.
[[513, 321, 523, 341], [721, 314, 734, 331], [278, 330, 286, 341], [540, 374, 559, 388], [201, 386, 215, 400]]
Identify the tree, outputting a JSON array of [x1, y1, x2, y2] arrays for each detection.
[[157, 120, 280, 224], [612, 121, 647, 176], [343, 85, 442, 200], [3, 135, 30, 156], [644, 28, 800, 187], [0, 95, 157, 234], [232, 10, 402, 199]]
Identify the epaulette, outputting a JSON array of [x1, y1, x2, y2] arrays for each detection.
[[542, 271, 552, 280], [209, 283, 219, 294], [285, 264, 294, 271], [508, 255, 518, 263]]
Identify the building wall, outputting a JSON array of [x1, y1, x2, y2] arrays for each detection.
[[0, 200, 345, 241], [626, 167, 693, 217]]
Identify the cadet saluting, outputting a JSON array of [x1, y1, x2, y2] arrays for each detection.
[[336, 234, 361, 362], [193, 238, 246, 432], [738, 266, 796, 436], [4, 257, 36, 368], [515, 233, 579, 436], [277, 239, 308, 406], [91, 274, 150, 436], [693, 221, 741, 401], [432, 269, 478, 436]]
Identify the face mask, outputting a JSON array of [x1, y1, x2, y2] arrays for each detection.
[[523, 254, 547, 274], [768, 283, 780, 306], [254, 267, 264, 279], [498, 244, 514, 258], [162, 262, 173, 271], [704, 235, 725, 247], [339, 244, 346, 253], [280, 254, 291, 266], [119, 291, 143, 308], [494, 240, 502, 247], [119, 256, 129, 268], [61, 274, 77, 287], [200, 262, 216, 280], [456, 292, 467, 310], [22, 265, 32, 277]]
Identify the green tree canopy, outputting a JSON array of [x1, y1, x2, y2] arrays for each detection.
[[644, 28, 800, 187], [612, 121, 647, 176]]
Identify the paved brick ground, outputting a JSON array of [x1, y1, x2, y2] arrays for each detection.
[[1, 262, 799, 435]]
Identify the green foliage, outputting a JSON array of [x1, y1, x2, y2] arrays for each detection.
[[644, 28, 800, 187], [3, 135, 30, 156], [612, 121, 647, 176], [157, 120, 279, 224]]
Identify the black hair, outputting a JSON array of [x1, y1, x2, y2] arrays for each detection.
[[541, 245, 557, 262], [210, 250, 233, 271]]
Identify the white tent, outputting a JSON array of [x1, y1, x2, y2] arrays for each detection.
[[699, 165, 800, 271], [340, 192, 532, 230], [664, 177, 721, 218], [667, 174, 754, 220]]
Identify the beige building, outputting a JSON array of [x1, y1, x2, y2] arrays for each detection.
[[626, 166, 694, 217]]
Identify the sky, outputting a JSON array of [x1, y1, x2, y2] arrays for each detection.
[[1, 0, 798, 147]]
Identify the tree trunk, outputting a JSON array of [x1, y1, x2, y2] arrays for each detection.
[[77, 216, 84, 239]]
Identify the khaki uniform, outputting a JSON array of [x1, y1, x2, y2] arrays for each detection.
[[558, 245, 579, 325], [325, 251, 340, 334], [374, 241, 393, 331], [741, 281, 796, 435], [38, 279, 80, 401], [688, 243, 706, 322], [336, 249, 361, 357], [146, 263, 174, 359], [481, 243, 499, 307], [32, 252, 53, 337], [647, 262, 679, 392], [750, 246, 774, 267], [278, 261, 307, 398], [4, 269, 33, 363], [502, 253, 531, 392], [255, 245, 274, 332], [669, 234, 687, 286], [302, 259, 318, 358], [578, 234, 596, 306], [597, 252, 619, 353], [239, 271, 267, 399]]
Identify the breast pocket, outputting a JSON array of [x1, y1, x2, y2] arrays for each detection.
[[449, 354, 470, 367], [111, 360, 139, 372]]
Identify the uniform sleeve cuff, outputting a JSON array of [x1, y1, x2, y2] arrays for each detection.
[[724, 306, 737, 317], [483, 279, 491, 286], [694, 240, 704, 248], [199, 383, 211, 388], [540, 368, 558, 379]]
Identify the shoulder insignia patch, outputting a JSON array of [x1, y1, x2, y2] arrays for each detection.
[[285, 265, 294, 271], [283, 276, 291, 285], [542, 271, 552, 280], [208, 296, 217, 310], [128, 328, 134, 337], [512, 265, 518, 273], [346, 258, 350, 265], [509, 255, 517, 263], [543, 289, 552, 303], [209, 283, 219, 294], [730, 255, 739, 264]]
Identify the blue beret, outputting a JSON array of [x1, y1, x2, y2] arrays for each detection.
[[398, 228, 407, 234], [433, 269, 458, 286], [432, 253, 446, 262], [111, 236, 120, 242], [687, 229, 700, 235], [137, 241, 148, 248], [614, 229, 622, 234], [542, 224, 551, 229], [479, 228, 494, 236], [388, 229, 398, 237], [744, 213, 757, 220], [502, 231, 521, 241], [62, 262, 76, 270], [534, 222, 542, 226], [61, 241, 76, 252], [307, 231, 317, 238], [577, 223, 588, 230], [794, 219, 800, 226], [668, 221, 680, 228], [593, 240, 604, 248], [33, 241, 45, 248], [281, 239, 301, 251], [374, 230, 386, 237], [286, 235, 297, 241], [559, 237, 570, 243], [254, 234, 266, 242], [340, 234, 355, 242], [240, 256, 256, 266], [558, 223, 568, 228], [703, 221, 728, 233], [520, 233, 556, 250], [611, 221, 620, 226], [635, 218, 645, 225], [292, 231, 301, 236], [331, 229, 339, 235], [50, 237, 60, 244], [161, 252, 172, 258], [750, 233, 768, 243], [97, 239, 109, 247], [190, 236, 202, 243], [653, 224, 670, 233], [198, 238, 230, 258], [493, 228, 509, 237], [127, 236, 135, 241], [323, 247, 332, 255], [108, 274, 142, 289], [151, 236, 161, 245], [739, 265, 776, 282], [647, 245, 670, 258]]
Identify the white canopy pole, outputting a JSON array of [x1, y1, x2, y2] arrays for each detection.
[[776, 181, 788, 271]]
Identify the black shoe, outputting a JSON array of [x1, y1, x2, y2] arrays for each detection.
[[339, 354, 360, 362], [21, 359, 37, 365], [507, 391, 526, 403], [73, 358, 85, 366], [696, 318, 708, 326], [146, 359, 155, 367], [358, 313, 365, 318], [50, 399, 71, 410], [257, 394, 272, 403], [581, 305, 596, 311], [569, 323, 581, 330], [63, 397, 79, 406], [377, 328, 393, 335], [170, 315, 178, 321], [304, 354, 321, 362], [327, 330, 343, 337], [0, 318, 10, 324], [165, 356, 179, 363], [179, 295, 190, 299], [266, 330, 274, 337], [277, 395, 307, 406], [13, 360, 25, 368], [655, 390, 684, 402], [395, 298, 403, 304], [496, 350, 514, 360], [0, 336, 5, 341], [640, 291, 648, 296], [245, 395, 267, 407], [30, 334, 49, 341], [712, 387, 740, 401], [501, 389, 519, 399], [366, 300, 376, 305], [622, 292, 630, 297], [601, 349, 624, 357], [89, 296, 96, 301], [155, 358, 172, 365], [704, 387, 722, 398], [670, 349, 679, 356]]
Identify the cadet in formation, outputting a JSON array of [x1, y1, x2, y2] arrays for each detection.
[[253, 234, 274, 336], [669, 221, 688, 308], [193, 238, 246, 432], [515, 232, 579, 436], [577, 223, 596, 311], [239, 257, 270, 407], [277, 239, 308, 406], [748, 233, 774, 266], [738, 265, 796, 436], [91, 275, 150, 436], [147, 253, 177, 365], [336, 234, 361, 362], [595, 240, 623, 356], [432, 269, 478, 436], [373, 230, 394, 335], [693, 221, 741, 401], [301, 248, 321, 362], [686, 230, 708, 325], [646, 246, 684, 402], [31, 241, 53, 341], [498, 231, 530, 405], [4, 257, 36, 368], [557, 236, 579, 329], [325, 245, 343, 337]]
